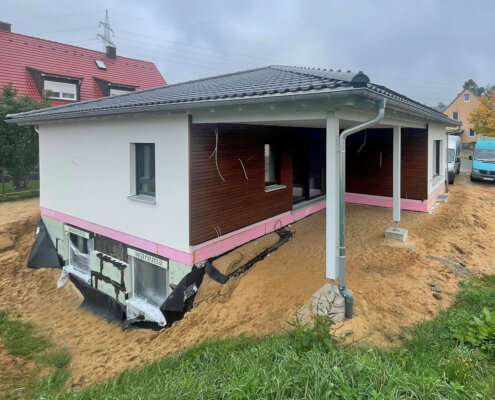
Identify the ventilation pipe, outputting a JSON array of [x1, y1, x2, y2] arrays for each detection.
[[338, 98, 386, 318]]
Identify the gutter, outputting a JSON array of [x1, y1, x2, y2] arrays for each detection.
[[337, 98, 387, 319], [6, 87, 458, 127]]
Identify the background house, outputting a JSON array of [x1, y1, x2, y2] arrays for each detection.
[[0, 21, 166, 105], [444, 89, 480, 144]]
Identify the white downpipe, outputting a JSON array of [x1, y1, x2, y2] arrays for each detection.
[[393, 125, 401, 226], [338, 99, 386, 317]]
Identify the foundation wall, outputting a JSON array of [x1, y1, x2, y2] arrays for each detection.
[[41, 215, 192, 306]]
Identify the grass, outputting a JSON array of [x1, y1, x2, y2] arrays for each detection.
[[0, 310, 71, 399], [51, 275, 494, 400], [1, 277, 494, 399], [0, 180, 39, 194], [0, 180, 39, 203]]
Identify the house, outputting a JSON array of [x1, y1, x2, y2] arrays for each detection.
[[0, 21, 166, 105], [6, 65, 459, 325], [443, 89, 480, 144]]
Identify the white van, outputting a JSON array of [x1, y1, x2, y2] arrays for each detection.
[[448, 135, 461, 184]]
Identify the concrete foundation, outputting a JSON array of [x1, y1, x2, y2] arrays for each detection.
[[385, 227, 408, 242], [311, 283, 345, 322]]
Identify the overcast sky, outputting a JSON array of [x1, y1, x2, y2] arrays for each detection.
[[3, 0, 494, 105]]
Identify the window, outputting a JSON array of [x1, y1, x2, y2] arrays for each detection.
[[135, 143, 155, 197], [433, 140, 441, 177], [64, 225, 93, 281], [95, 59, 107, 69], [264, 143, 280, 187], [127, 248, 169, 326], [132, 257, 169, 307], [109, 88, 132, 96], [469, 129, 476, 137], [464, 93, 470, 102], [452, 111, 458, 120], [43, 80, 77, 101]]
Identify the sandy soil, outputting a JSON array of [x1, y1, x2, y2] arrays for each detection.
[[0, 180, 494, 388]]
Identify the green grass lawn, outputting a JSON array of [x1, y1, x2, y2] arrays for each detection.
[[2, 276, 495, 399], [0, 180, 39, 203], [0, 310, 71, 400], [0, 180, 39, 194]]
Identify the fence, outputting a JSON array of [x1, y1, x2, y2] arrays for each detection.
[[0, 170, 40, 201]]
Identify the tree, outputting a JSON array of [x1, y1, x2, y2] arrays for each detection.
[[469, 95, 495, 137], [463, 79, 484, 96], [433, 102, 447, 112], [0, 83, 50, 189]]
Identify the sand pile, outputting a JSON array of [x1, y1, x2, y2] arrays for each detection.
[[194, 232, 280, 305], [0, 181, 494, 387]]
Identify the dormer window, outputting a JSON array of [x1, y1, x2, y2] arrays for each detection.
[[43, 80, 77, 101], [94, 77, 138, 97], [26, 67, 82, 102], [110, 88, 132, 96], [95, 59, 107, 70]]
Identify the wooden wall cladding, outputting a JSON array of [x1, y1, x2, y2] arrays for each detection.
[[190, 123, 294, 246], [345, 127, 428, 200]]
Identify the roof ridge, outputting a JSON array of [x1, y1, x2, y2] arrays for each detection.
[[269, 65, 357, 83], [0, 31, 158, 66]]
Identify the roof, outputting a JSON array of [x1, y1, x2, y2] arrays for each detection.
[[444, 88, 481, 112], [6, 65, 458, 125], [0, 30, 166, 105]]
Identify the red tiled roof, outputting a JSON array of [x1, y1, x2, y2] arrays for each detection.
[[0, 30, 167, 106]]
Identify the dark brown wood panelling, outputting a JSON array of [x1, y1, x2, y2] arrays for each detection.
[[190, 123, 294, 245], [94, 234, 128, 262], [345, 127, 428, 200]]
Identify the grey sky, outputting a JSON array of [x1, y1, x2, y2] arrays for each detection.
[[3, 0, 494, 105]]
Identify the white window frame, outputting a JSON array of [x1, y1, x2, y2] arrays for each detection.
[[464, 93, 470, 102], [126, 248, 169, 326], [63, 225, 93, 283], [469, 129, 476, 137], [432, 140, 442, 178], [43, 80, 77, 101], [95, 59, 107, 70], [452, 111, 458, 120]]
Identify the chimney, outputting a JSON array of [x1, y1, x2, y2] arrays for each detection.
[[106, 45, 116, 59], [0, 21, 11, 32]]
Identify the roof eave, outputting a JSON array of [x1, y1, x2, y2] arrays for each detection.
[[6, 87, 458, 127]]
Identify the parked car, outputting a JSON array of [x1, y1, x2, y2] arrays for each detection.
[[470, 136, 495, 182], [447, 135, 461, 184]]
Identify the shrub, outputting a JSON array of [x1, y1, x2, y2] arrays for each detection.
[[453, 307, 495, 356]]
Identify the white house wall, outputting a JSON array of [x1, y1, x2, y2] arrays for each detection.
[[427, 123, 447, 195], [38, 113, 190, 253]]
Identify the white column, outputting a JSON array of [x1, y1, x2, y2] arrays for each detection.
[[326, 113, 340, 280], [393, 125, 401, 224]]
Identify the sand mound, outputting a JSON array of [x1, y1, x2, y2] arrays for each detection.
[[0, 181, 494, 387], [194, 232, 280, 305]]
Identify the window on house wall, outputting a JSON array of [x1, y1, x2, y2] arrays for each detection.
[[43, 80, 77, 100], [65, 226, 93, 281], [469, 129, 476, 137], [132, 257, 169, 307], [135, 143, 156, 197], [464, 94, 470, 102], [453, 111, 458, 120], [433, 140, 441, 177], [264, 143, 280, 187]]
